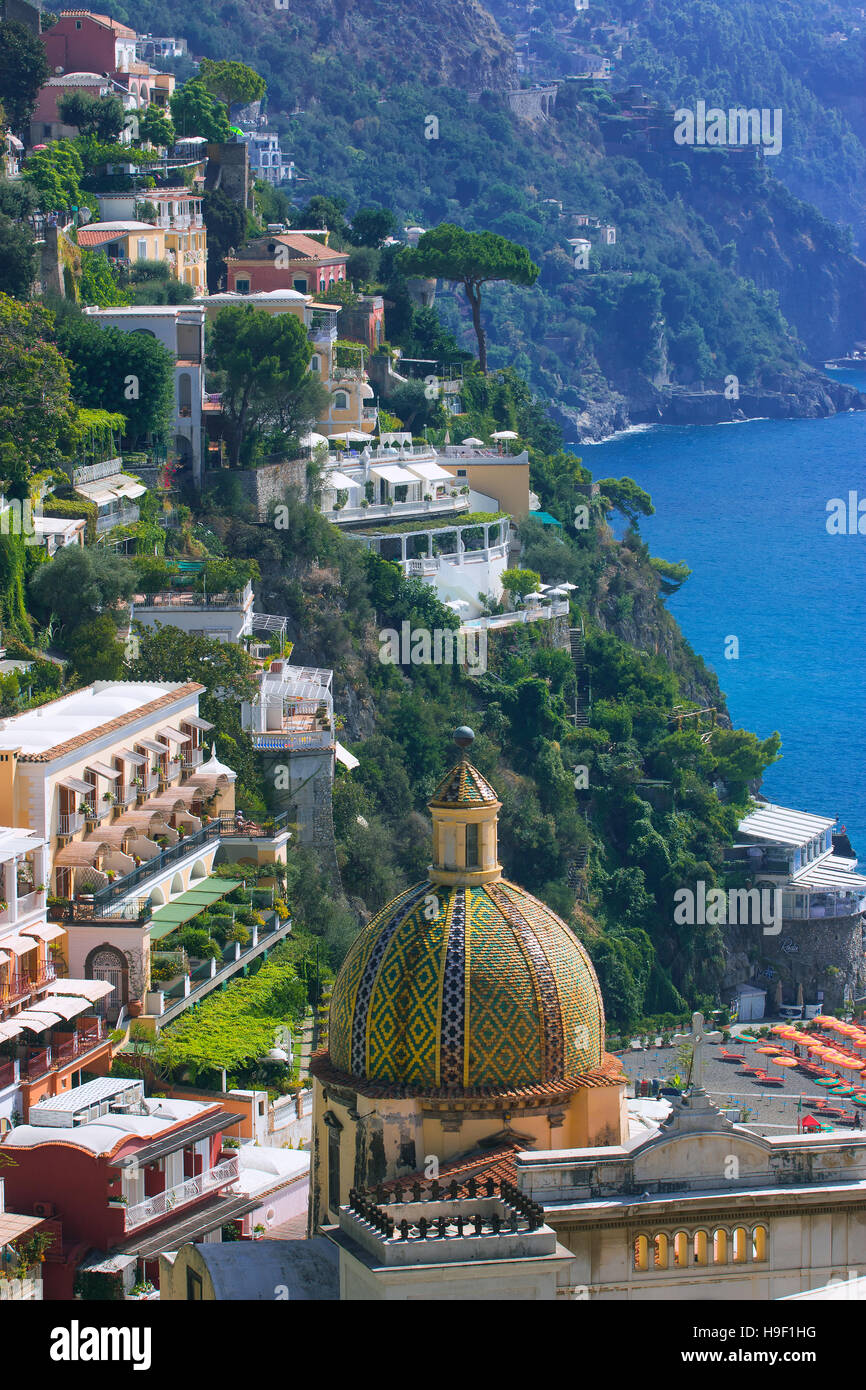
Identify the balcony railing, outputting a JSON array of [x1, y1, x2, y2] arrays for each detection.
[[15, 890, 46, 918], [0, 960, 56, 1009], [182, 748, 204, 771], [248, 729, 333, 752], [138, 775, 159, 797], [124, 1156, 239, 1232], [58, 812, 84, 837], [0, 1057, 19, 1088], [18, 1022, 104, 1082], [117, 785, 137, 807], [82, 802, 111, 825], [136, 583, 252, 610], [65, 897, 153, 925], [89, 819, 222, 905]]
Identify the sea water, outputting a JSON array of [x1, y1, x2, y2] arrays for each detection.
[[573, 379, 866, 855]]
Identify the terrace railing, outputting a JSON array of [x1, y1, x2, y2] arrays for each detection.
[[124, 1156, 239, 1232]]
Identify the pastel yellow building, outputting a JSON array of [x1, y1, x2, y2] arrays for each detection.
[[308, 727, 627, 1232], [197, 290, 377, 439]]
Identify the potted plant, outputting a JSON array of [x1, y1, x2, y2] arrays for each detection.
[[252, 1223, 266, 1240]]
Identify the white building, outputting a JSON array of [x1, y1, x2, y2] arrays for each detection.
[[83, 306, 207, 485], [130, 580, 287, 648], [518, 1084, 866, 1300], [244, 130, 293, 185], [321, 439, 468, 528], [358, 515, 513, 617]]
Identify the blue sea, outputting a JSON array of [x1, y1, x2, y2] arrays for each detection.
[[572, 373, 866, 857]]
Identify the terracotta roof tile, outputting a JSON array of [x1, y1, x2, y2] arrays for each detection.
[[12, 683, 206, 763], [310, 1050, 625, 1104], [379, 1140, 523, 1197]]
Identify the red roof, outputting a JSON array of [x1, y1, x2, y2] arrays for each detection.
[[77, 227, 123, 247], [379, 1140, 523, 1197]]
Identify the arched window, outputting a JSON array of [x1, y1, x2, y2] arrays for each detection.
[[310, 355, 320, 373], [693, 1230, 709, 1267], [633, 1235, 649, 1272], [334, 391, 348, 411], [465, 822, 479, 868], [653, 1233, 668, 1269], [673, 1231, 688, 1268], [752, 1226, 767, 1262], [732, 1227, 748, 1263], [713, 1229, 728, 1264]]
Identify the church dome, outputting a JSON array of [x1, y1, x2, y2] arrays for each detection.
[[327, 730, 605, 1095], [328, 878, 605, 1092]]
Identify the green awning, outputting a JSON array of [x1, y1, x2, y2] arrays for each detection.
[[148, 876, 242, 940], [530, 510, 563, 527]]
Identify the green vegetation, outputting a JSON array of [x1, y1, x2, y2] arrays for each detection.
[[399, 225, 540, 374], [206, 303, 324, 467], [154, 940, 306, 1084]]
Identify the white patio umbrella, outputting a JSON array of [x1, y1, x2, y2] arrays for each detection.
[[491, 430, 519, 440], [446, 599, 472, 614], [330, 430, 370, 442], [461, 436, 484, 446], [300, 431, 328, 448], [556, 581, 578, 590]]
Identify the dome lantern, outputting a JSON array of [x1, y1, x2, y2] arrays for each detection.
[[428, 728, 501, 887]]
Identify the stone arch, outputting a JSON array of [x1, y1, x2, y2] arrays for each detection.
[[189, 858, 208, 882], [170, 872, 184, 896], [150, 884, 167, 906], [86, 943, 129, 1020]]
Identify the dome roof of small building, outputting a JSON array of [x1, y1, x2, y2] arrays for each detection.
[[198, 743, 237, 781]]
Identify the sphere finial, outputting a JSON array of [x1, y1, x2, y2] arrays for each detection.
[[454, 726, 474, 751]]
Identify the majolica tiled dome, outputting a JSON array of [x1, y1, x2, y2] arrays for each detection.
[[328, 878, 605, 1092]]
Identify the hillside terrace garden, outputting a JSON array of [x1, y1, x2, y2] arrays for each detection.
[[109, 936, 325, 1098], [146, 867, 291, 1002]]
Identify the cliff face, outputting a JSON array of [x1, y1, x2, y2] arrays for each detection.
[[233, 0, 517, 91]]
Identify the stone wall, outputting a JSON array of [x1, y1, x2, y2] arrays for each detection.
[[724, 911, 865, 1011], [206, 458, 307, 522]]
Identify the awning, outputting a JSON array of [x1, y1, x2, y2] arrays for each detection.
[[326, 470, 361, 491], [112, 477, 147, 500], [60, 776, 93, 794], [54, 842, 104, 867], [792, 861, 866, 893], [148, 876, 242, 940], [36, 994, 91, 1021], [137, 738, 170, 755], [0, 935, 38, 956], [0, 1019, 24, 1041], [20, 923, 65, 943], [14, 1010, 62, 1030], [182, 716, 214, 732], [158, 725, 191, 744], [50, 978, 113, 1001], [87, 760, 121, 780], [117, 748, 147, 766], [335, 741, 359, 771], [405, 460, 454, 483], [74, 481, 116, 506], [370, 463, 419, 486], [0, 949, 8, 966]]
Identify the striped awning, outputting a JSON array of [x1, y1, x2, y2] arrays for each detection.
[[182, 716, 214, 732], [20, 923, 65, 943], [50, 978, 113, 1001], [159, 725, 191, 744], [87, 760, 121, 780], [792, 860, 866, 892], [117, 748, 147, 766], [14, 1010, 61, 1030], [137, 738, 170, 755], [59, 776, 93, 794], [0, 935, 38, 956], [37, 994, 91, 1021]]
